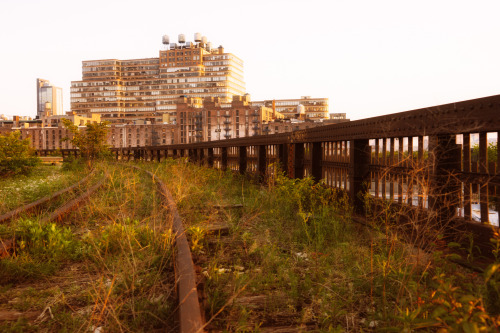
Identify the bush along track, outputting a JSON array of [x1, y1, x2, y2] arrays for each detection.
[[0, 163, 177, 332], [147, 158, 500, 332]]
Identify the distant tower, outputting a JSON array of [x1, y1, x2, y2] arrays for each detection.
[[36, 78, 63, 119]]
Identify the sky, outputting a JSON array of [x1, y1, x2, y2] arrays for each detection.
[[1, 0, 500, 120]]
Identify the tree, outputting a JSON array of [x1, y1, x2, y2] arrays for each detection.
[[0, 131, 40, 176], [61, 119, 110, 168]]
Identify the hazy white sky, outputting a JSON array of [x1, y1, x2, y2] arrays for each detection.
[[1, 0, 499, 120]]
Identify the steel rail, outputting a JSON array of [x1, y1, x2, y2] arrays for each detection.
[[39, 177, 106, 223], [0, 170, 95, 223], [128, 165, 204, 333]]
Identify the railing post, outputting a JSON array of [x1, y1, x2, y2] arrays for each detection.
[[479, 132, 489, 223], [207, 148, 214, 168], [278, 144, 289, 176], [199, 148, 205, 166], [293, 143, 305, 179], [350, 139, 370, 213], [257, 145, 266, 181], [389, 138, 395, 201], [239, 146, 247, 175], [463, 133, 472, 219], [418, 136, 424, 208], [221, 147, 228, 171], [428, 134, 461, 227], [311, 142, 322, 183], [497, 131, 500, 213]]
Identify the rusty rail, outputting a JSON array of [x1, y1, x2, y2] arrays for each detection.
[[0, 171, 95, 223], [128, 165, 204, 333], [40, 178, 105, 223]]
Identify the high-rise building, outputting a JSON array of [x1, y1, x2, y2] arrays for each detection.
[[70, 33, 246, 124], [36, 78, 63, 118]]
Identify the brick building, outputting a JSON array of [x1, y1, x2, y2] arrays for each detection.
[[175, 94, 283, 143]]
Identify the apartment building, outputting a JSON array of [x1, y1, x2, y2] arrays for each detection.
[[70, 33, 245, 124], [252, 96, 329, 120], [37, 78, 64, 118], [175, 94, 283, 143]]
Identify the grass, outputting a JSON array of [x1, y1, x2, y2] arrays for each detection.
[[0, 164, 85, 215], [148, 158, 500, 332], [0, 162, 176, 332]]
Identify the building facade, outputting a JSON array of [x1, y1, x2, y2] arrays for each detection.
[[70, 33, 245, 124], [175, 95, 283, 143], [1, 113, 176, 150], [37, 78, 64, 118], [252, 96, 329, 121]]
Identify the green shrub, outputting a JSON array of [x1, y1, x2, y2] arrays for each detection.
[[0, 131, 39, 177]]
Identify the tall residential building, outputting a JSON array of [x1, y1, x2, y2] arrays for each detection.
[[36, 78, 63, 118], [70, 33, 246, 124], [252, 96, 329, 121]]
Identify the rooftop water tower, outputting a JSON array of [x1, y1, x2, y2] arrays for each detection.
[[162, 35, 170, 50]]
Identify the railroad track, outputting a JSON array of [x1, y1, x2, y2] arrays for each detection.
[[128, 165, 205, 333], [0, 165, 179, 332], [0, 171, 105, 258], [0, 170, 99, 224]]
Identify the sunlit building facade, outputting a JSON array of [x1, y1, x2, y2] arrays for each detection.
[[252, 96, 329, 120], [70, 34, 246, 124]]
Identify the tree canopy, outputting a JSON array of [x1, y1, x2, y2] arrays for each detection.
[[61, 119, 110, 167]]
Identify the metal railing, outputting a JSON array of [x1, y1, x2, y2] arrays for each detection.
[[43, 94, 500, 247]]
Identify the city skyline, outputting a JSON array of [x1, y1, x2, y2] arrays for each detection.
[[1, 0, 500, 120]]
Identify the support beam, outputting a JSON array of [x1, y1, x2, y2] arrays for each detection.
[[311, 142, 323, 183], [239, 146, 247, 175], [257, 145, 266, 181], [293, 143, 305, 179], [350, 139, 370, 213], [278, 144, 288, 177], [221, 147, 228, 171], [428, 134, 461, 227]]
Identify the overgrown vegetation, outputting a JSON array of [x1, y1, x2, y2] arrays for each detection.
[[2, 156, 498, 331], [150, 159, 500, 332], [0, 164, 84, 214], [0, 131, 39, 177], [0, 163, 176, 332]]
